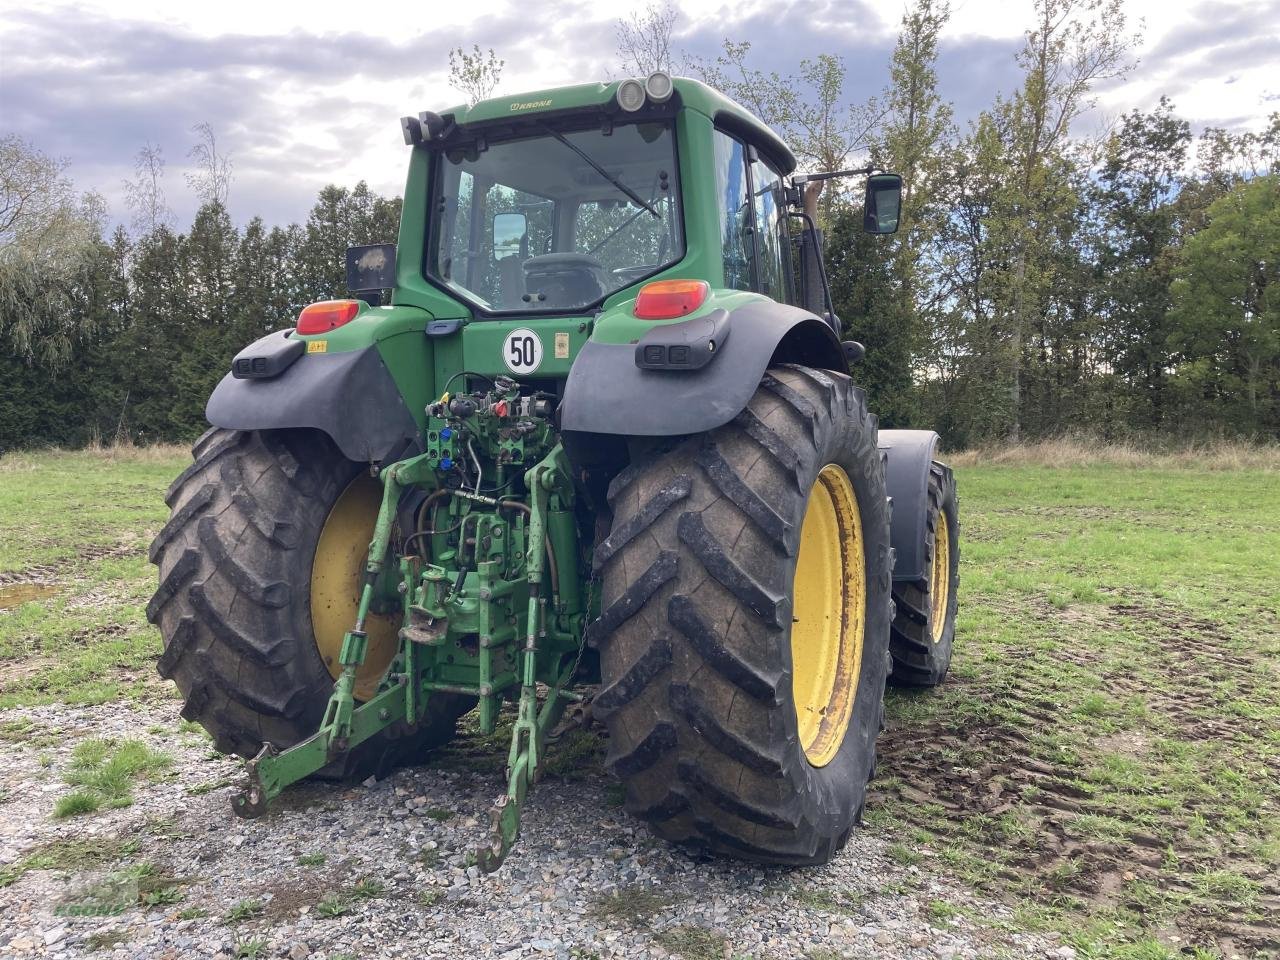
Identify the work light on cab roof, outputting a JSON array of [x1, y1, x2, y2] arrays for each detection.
[[156, 73, 960, 883]]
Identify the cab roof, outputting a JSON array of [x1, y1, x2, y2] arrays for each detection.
[[439, 76, 797, 176]]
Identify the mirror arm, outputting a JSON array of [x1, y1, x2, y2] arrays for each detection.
[[791, 166, 879, 189]]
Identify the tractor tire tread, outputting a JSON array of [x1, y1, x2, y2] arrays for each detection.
[[594, 367, 893, 865], [150, 428, 467, 766]]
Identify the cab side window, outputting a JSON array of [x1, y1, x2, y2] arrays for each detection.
[[750, 158, 793, 304], [712, 130, 752, 291]]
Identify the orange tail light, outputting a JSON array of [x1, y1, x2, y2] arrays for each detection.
[[634, 279, 710, 320], [297, 299, 361, 335]]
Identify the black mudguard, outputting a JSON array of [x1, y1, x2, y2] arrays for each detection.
[[560, 300, 846, 437], [206, 343, 418, 463], [879, 429, 941, 583]]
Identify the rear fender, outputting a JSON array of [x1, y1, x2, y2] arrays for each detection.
[[879, 429, 942, 583], [206, 338, 418, 464], [560, 296, 846, 437]]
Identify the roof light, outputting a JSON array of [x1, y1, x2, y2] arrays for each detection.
[[634, 279, 710, 321], [616, 78, 646, 112], [297, 299, 361, 335], [645, 71, 674, 103]]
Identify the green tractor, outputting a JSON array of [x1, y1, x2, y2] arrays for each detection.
[[149, 73, 960, 869]]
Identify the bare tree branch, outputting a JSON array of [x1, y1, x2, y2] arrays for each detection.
[[615, 2, 679, 76], [123, 142, 173, 234], [448, 45, 504, 106], [185, 122, 234, 207]]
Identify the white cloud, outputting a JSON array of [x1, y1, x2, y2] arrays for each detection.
[[0, 0, 1272, 229]]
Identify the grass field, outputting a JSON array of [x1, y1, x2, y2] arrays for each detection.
[[1, 445, 1276, 958]]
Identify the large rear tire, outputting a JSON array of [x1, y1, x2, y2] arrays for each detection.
[[888, 462, 959, 687], [593, 366, 893, 865], [148, 428, 468, 773]]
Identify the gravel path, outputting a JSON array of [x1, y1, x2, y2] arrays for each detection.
[[0, 700, 1072, 960]]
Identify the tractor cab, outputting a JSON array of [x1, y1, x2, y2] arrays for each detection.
[[380, 73, 901, 330]]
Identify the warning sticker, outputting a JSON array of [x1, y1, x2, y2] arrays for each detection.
[[307, 340, 328, 354], [554, 332, 570, 359]]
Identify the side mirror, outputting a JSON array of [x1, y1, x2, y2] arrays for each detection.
[[863, 173, 902, 235], [493, 212, 527, 261], [346, 243, 396, 301]]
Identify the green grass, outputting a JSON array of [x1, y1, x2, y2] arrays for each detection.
[[588, 885, 673, 925], [225, 899, 264, 922], [0, 834, 141, 888], [234, 938, 268, 958], [312, 876, 388, 919], [653, 926, 727, 960], [0, 447, 188, 708], [418, 888, 445, 907], [85, 929, 131, 951], [793, 887, 864, 915], [315, 895, 351, 918], [869, 461, 1280, 958], [52, 737, 172, 816]]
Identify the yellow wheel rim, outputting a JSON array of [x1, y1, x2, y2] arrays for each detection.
[[311, 475, 398, 702], [790, 464, 866, 768], [930, 512, 950, 644]]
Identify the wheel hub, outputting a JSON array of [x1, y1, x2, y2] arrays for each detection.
[[790, 464, 866, 768], [311, 475, 399, 702], [930, 513, 950, 643]]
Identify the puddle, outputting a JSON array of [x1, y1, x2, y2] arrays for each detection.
[[0, 583, 59, 610]]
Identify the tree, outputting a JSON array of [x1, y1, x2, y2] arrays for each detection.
[[185, 122, 233, 206], [0, 135, 87, 264], [926, 115, 1014, 444], [293, 182, 401, 304], [123, 142, 173, 234], [1093, 98, 1191, 429], [692, 42, 882, 193], [982, 0, 1138, 439], [0, 136, 108, 366], [1168, 175, 1280, 432], [448, 45, 504, 106], [873, 0, 956, 425], [615, 1, 679, 76]]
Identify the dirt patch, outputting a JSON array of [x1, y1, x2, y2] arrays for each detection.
[[991, 504, 1187, 527], [0, 568, 61, 587], [0, 656, 59, 686], [872, 597, 1280, 955], [0, 583, 60, 610], [0, 540, 146, 588], [1109, 599, 1273, 749]]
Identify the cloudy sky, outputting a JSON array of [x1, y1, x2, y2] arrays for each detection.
[[1, 0, 1276, 230]]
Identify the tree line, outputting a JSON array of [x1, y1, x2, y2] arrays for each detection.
[[0, 143, 399, 448], [1, 0, 1277, 452]]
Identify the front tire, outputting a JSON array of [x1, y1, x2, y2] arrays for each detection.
[[148, 428, 467, 772], [593, 366, 893, 865]]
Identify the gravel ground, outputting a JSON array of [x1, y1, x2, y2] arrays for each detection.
[[0, 700, 1073, 960]]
